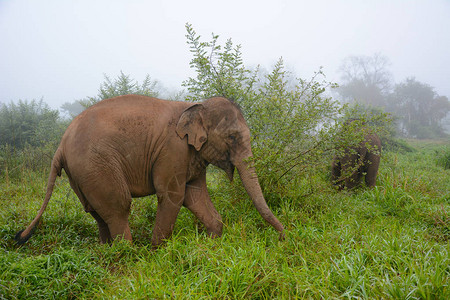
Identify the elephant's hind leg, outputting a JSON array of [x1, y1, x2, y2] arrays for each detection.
[[82, 177, 133, 242], [89, 211, 112, 243], [364, 152, 380, 188], [66, 178, 114, 243], [107, 219, 132, 242], [96, 195, 132, 242]]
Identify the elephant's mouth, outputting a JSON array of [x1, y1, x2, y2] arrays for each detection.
[[200, 143, 235, 181], [214, 159, 235, 182]]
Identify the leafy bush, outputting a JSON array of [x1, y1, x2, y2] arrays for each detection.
[[0, 99, 64, 149], [0, 100, 66, 180], [182, 24, 392, 198], [340, 103, 394, 137], [339, 103, 414, 154]]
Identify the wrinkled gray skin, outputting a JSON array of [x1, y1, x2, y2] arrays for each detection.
[[331, 131, 381, 190], [16, 95, 284, 247]]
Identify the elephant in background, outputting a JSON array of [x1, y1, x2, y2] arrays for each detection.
[[331, 122, 381, 190], [16, 95, 284, 247]]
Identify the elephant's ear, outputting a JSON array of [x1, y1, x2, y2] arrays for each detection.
[[176, 104, 207, 151]]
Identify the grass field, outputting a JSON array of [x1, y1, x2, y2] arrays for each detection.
[[1, 140, 449, 299]]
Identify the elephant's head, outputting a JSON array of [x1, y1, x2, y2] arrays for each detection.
[[176, 97, 285, 238]]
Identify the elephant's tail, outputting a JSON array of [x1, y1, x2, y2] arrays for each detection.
[[15, 147, 64, 244]]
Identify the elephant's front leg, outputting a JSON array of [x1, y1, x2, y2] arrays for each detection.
[[184, 171, 223, 238], [152, 172, 187, 248]]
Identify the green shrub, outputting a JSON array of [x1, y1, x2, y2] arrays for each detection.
[[182, 24, 393, 200], [0, 99, 65, 149], [0, 99, 66, 181]]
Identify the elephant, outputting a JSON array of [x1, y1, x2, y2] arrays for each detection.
[[15, 95, 285, 247], [331, 123, 381, 190]]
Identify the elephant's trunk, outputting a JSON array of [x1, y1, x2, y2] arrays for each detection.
[[235, 157, 285, 240]]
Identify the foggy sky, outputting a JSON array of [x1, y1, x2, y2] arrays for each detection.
[[1, 0, 449, 109]]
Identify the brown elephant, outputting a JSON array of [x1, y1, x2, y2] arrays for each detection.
[[15, 95, 284, 247], [331, 126, 381, 190]]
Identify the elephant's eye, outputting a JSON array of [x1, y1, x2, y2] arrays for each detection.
[[228, 134, 237, 142]]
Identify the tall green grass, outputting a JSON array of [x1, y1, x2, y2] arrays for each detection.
[[436, 146, 450, 170], [1, 140, 449, 299]]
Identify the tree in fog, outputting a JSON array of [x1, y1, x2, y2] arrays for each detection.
[[79, 71, 161, 108], [337, 53, 393, 107], [389, 77, 450, 138], [337, 53, 450, 138], [61, 72, 172, 118], [60, 101, 84, 119]]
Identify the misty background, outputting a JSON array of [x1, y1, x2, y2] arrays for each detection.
[[1, 0, 450, 138]]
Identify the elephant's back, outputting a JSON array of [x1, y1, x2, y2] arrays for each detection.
[[80, 95, 187, 120], [365, 132, 381, 150], [59, 95, 191, 179], [65, 95, 189, 137]]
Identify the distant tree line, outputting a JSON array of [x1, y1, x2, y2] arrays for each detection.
[[337, 53, 450, 138]]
